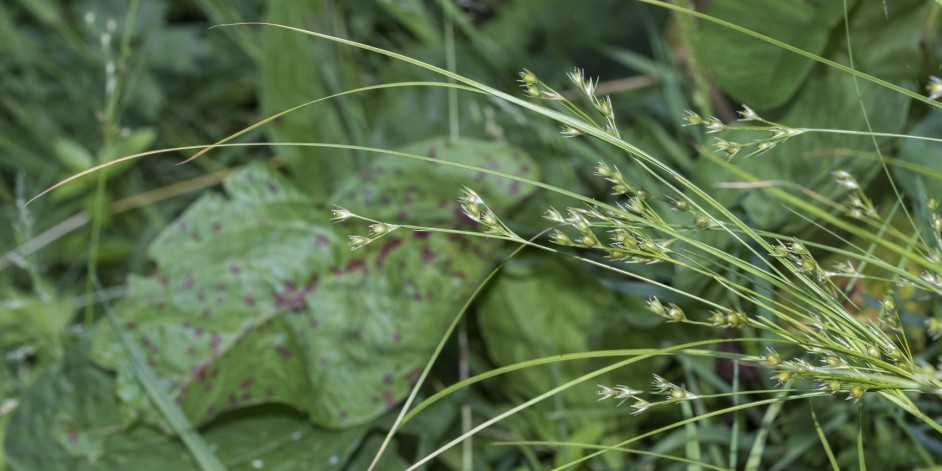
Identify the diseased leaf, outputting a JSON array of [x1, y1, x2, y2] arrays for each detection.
[[5, 339, 125, 469], [332, 137, 538, 224], [4, 338, 367, 470], [92, 137, 538, 429]]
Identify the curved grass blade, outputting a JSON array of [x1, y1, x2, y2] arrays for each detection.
[[637, 0, 941, 110], [368, 241, 530, 470], [26, 81, 480, 205], [496, 440, 730, 471], [552, 392, 827, 470], [402, 339, 777, 470], [92, 273, 224, 471], [811, 404, 841, 471]]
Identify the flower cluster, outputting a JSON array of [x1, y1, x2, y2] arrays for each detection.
[[330, 207, 401, 250], [831, 170, 879, 219], [647, 297, 686, 322], [459, 187, 516, 237], [596, 385, 651, 415], [927, 75, 942, 100], [651, 374, 698, 401], [684, 105, 806, 159], [708, 309, 749, 328], [517, 69, 563, 101], [567, 67, 620, 138], [770, 238, 827, 283], [597, 375, 698, 415]]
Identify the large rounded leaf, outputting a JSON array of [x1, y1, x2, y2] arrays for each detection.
[[693, 0, 854, 108], [91, 137, 538, 430], [5, 339, 367, 470]]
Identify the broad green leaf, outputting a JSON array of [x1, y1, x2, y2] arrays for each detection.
[[4, 338, 367, 470], [693, 0, 925, 230], [675, 0, 926, 299], [92, 137, 538, 429], [694, 0, 854, 108], [476, 256, 659, 446], [896, 113, 942, 198], [895, 113, 942, 243], [4, 340, 124, 469], [736, 70, 909, 230], [331, 137, 538, 224], [201, 410, 366, 470]]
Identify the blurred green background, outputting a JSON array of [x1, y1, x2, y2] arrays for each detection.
[[2, 0, 940, 469]]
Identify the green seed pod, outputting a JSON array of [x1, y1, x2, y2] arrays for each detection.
[[710, 311, 727, 326], [765, 350, 781, 366], [519, 69, 539, 85], [525, 85, 541, 98], [886, 347, 904, 362], [826, 380, 841, 393], [674, 200, 689, 212], [849, 384, 866, 399], [682, 110, 703, 126], [791, 241, 808, 255], [462, 202, 481, 218], [882, 296, 896, 312], [595, 163, 612, 177], [825, 355, 842, 367], [482, 212, 498, 227], [723, 311, 745, 328], [800, 258, 815, 271], [348, 235, 370, 249], [773, 371, 792, 385], [599, 98, 613, 118], [667, 305, 685, 322], [369, 223, 390, 236], [580, 234, 597, 246], [612, 184, 630, 195], [866, 345, 881, 358], [647, 297, 666, 316], [772, 244, 789, 258], [553, 230, 572, 246]]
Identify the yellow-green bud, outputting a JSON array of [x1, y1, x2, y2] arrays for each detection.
[[519, 69, 538, 85]]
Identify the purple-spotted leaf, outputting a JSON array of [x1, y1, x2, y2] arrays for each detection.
[[332, 137, 537, 224], [92, 137, 537, 429], [5, 338, 368, 470]]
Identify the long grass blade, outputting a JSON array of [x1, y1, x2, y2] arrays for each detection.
[[91, 273, 224, 471]]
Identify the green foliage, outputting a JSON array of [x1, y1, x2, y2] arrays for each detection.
[[4, 0, 942, 469], [5, 338, 367, 470], [695, 0, 854, 108]]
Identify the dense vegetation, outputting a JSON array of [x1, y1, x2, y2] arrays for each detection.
[[3, 0, 942, 469]]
